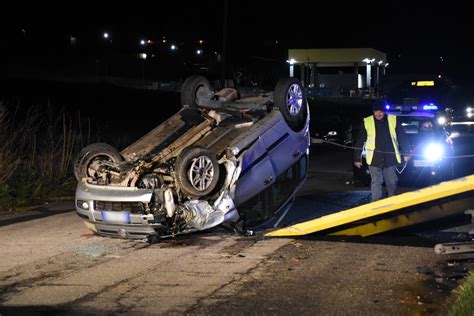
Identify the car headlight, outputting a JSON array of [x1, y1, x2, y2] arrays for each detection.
[[226, 146, 239, 158], [77, 200, 90, 210], [437, 116, 447, 125], [327, 131, 338, 136], [424, 143, 444, 161]]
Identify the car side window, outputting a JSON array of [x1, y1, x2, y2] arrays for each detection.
[[401, 119, 420, 134], [238, 154, 308, 226]]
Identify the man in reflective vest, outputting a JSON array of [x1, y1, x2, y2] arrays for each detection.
[[354, 99, 410, 201]]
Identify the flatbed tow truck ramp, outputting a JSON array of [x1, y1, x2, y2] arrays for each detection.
[[266, 175, 474, 237]]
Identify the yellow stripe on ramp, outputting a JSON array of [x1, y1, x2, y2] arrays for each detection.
[[266, 175, 474, 237]]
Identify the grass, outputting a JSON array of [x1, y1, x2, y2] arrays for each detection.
[[0, 102, 98, 211], [450, 272, 474, 316]]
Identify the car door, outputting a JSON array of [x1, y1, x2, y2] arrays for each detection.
[[233, 137, 275, 206], [260, 116, 307, 177]]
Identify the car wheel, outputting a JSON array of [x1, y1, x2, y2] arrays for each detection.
[[74, 143, 123, 181], [273, 77, 308, 131], [180, 75, 213, 107], [175, 146, 220, 198]]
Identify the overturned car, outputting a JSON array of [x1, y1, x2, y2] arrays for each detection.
[[74, 76, 310, 240]]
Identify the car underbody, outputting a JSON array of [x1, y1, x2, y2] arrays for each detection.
[[75, 76, 310, 240]]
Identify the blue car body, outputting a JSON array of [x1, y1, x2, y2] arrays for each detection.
[[74, 77, 310, 239]]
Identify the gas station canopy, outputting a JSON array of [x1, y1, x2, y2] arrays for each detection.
[[288, 48, 387, 67]]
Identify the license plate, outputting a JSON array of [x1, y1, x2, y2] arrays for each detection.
[[101, 211, 131, 224], [413, 160, 434, 167]]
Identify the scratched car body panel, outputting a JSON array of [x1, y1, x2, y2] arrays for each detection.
[[74, 76, 310, 239]]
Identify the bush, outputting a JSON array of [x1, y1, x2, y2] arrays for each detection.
[[450, 272, 474, 316], [0, 102, 96, 210]]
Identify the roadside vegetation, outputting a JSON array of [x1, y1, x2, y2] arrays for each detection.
[[0, 102, 98, 211], [450, 272, 474, 316]]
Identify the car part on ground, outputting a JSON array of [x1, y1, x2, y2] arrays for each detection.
[[74, 76, 311, 240]]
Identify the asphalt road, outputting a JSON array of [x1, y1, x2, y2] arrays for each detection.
[[0, 147, 470, 315]]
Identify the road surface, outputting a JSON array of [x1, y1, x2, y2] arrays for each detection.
[[0, 148, 466, 315]]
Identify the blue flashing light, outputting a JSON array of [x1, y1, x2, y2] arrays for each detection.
[[423, 105, 438, 110], [385, 104, 390, 110]]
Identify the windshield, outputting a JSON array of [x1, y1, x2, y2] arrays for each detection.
[[398, 116, 446, 145]]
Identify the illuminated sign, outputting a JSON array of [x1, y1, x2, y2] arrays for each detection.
[[411, 81, 435, 87]]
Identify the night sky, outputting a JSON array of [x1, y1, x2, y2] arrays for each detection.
[[1, 1, 473, 79]]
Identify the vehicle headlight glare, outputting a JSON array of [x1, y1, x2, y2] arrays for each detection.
[[327, 131, 338, 136], [424, 143, 444, 161], [437, 116, 447, 125]]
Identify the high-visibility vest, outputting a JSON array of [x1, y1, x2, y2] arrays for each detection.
[[363, 115, 401, 165]]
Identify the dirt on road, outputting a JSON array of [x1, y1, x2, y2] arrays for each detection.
[[0, 213, 290, 315], [190, 235, 459, 315], [0, 211, 463, 315], [0, 148, 469, 315]]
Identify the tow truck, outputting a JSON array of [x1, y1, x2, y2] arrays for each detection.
[[267, 100, 474, 255]]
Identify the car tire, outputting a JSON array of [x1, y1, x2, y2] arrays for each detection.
[[74, 143, 123, 181], [175, 146, 220, 198], [180, 75, 213, 107], [273, 77, 308, 131]]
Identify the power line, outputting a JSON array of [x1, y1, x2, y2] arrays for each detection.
[[311, 138, 474, 159]]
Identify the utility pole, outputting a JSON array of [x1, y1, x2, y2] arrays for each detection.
[[221, 0, 228, 89]]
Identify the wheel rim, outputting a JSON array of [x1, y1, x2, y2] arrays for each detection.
[[194, 85, 207, 106], [188, 155, 214, 191], [286, 83, 303, 116], [86, 154, 115, 178]]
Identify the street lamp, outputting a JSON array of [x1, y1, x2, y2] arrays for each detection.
[[139, 53, 147, 81], [70, 35, 77, 47], [102, 32, 112, 77], [169, 45, 178, 79]]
